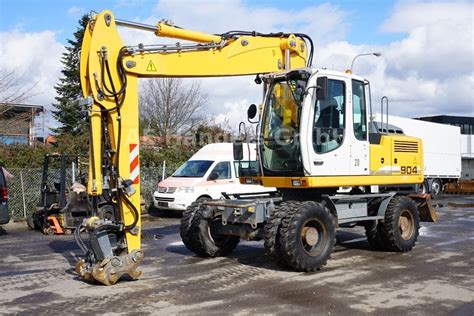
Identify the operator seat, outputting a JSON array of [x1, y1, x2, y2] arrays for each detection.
[[314, 98, 341, 153], [315, 97, 339, 128]]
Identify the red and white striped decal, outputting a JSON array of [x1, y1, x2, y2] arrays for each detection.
[[129, 143, 140, 184]]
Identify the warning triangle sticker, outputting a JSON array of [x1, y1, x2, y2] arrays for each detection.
[[146, 60, 157, 72]]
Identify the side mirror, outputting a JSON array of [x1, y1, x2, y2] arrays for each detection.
[[247, 104, 257, 120], [208, 172, 219, 181], [316, 76, 328, 100], [233, 140, 244, 161]]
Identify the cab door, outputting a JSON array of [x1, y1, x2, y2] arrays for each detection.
[[306, 75, 352, 175], [349, 79, 370, 175]]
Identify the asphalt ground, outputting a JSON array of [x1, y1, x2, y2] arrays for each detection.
[[0, 196, 473, 315]]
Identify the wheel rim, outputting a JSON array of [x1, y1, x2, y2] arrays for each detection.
[[209, 217, 233, 247], [299, 219, 326, 256], [419, 183, 426, 194], [432, 181, 441, 195], [399, 210, 415, 240]]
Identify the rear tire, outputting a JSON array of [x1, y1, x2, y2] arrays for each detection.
[[364, 220, 389, 251], [26, 213, 36, 230], [264, 201, 292, 268], [279, 201, 335, 272], [381, 196, 420, 252]]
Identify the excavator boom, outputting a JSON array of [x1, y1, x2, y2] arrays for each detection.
[[75, 10, 310, 285]]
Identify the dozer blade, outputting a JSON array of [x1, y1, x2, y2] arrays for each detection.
[[408, 193, 438, 222], [445, 180, 474, 195]]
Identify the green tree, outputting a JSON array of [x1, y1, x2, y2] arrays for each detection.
[[52, 14, 89, 135]]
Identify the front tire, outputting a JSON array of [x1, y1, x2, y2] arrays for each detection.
[[180, 201, 205, 255], [381, 196, 420, 252], [279, 201, 336, 272]]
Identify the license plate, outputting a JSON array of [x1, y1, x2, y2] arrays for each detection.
[[158, 202, 168, 207]]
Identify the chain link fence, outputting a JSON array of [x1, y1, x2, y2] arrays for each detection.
[[6, 163, 179, 221]]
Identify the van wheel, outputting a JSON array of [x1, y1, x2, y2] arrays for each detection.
[[196, 196, 211, 202]]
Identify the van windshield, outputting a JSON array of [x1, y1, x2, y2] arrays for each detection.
[[172, 160, 214, 178]]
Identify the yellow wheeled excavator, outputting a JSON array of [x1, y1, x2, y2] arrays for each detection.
[[75, 10, 310, 285], [76, 10, 436, 285]]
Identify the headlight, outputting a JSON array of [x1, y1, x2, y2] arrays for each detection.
[[177, 187, 194, 193]]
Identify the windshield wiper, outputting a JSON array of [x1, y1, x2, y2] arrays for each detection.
[[285, 78, 304, 107]]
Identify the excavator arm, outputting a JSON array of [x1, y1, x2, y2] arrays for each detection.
[[75, 10, 310, 285]]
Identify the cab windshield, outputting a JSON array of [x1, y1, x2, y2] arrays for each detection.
[[261, 77, 306, 172], [172, 160, 213, 178]]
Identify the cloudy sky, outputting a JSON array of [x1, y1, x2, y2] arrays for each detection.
[[1, 0, 473, 134]]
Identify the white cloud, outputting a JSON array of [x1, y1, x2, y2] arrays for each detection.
[[0, 30, 65, 132], [152, 0, 348, 45], [114, 0, 349, 129], [138, 0, 472, 119], [115, 0, 148, 8], [214, 99, 252, 128], [311, 1, 474, 118], [1, 0, 472, 138], [381, 1, 473, 33], [67, 6, 84, 16]]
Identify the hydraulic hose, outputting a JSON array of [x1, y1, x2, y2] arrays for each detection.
[[102, 53, 139, 231], [74, 223, 89, 255]]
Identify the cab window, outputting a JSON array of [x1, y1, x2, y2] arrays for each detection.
[[209, 161, 231, 180], [313, 79, 345, 153], [352, 80, 367, 141], [234, 161, 258, 177]]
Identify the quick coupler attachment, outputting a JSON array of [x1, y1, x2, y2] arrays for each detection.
[[74, 217, 144, 285]]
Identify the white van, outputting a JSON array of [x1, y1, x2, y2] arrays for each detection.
[[153, 143, 275, 212]]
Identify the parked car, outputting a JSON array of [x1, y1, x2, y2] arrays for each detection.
[[0, 167, 10, 225], [153, 143, 275, 212]]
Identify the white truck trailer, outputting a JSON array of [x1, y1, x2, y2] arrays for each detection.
[[374, 114, 462, 198], [461, 134, 474, 179]]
